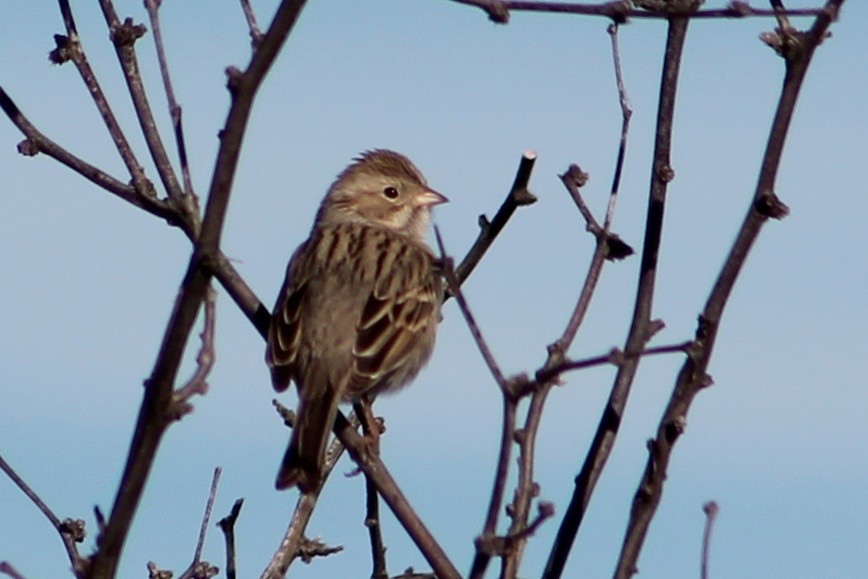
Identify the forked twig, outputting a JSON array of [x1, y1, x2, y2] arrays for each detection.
[[239, 0, 265, 48], [544, 6, 695, 576], [0, 454, 87, 576], [87, 3, 310, 577], [613, 4, 843, 576], [218, 499, 245, 579]]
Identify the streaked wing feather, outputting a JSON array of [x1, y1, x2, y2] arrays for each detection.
[[267, 245, 311, 392]]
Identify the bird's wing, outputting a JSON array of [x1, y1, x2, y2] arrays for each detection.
[[266, 243, 311, 392], [350, 243, 440, 396]]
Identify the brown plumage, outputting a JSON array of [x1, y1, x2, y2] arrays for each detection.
[[266, 150, 447, 491]]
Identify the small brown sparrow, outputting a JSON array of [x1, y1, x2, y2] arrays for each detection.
[[266, 150, 447, 491]]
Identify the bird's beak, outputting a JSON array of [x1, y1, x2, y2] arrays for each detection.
[[416, 188, 449, 207]]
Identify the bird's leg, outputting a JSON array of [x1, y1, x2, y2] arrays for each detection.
[[354, 396, 384, 456], [344, 398, 384, 479]]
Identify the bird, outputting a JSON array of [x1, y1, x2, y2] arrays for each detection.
[[266, 149, 447, 492]]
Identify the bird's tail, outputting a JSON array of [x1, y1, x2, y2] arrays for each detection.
[[275, 385, 341, 492]]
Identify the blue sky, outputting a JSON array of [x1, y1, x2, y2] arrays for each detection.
[[1, 1, 866, 577]]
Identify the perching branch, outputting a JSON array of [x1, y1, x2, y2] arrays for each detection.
[[87, 3, 308, 577]]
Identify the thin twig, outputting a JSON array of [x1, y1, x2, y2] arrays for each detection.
[[449, 0, 827, 22], [171, 286, 218, 418], [435, 227, 511, 392], [700, 501, 719, 579], [452, 151, 537, 291], [356, 403, 389, 579], [53, 0, 151, 196], [613, 4, 843, 576], [332, 413, 461, 579], [217, 499, 244, 579], [160, 468, 224, 579], [0, 454, 87, 577], [96, 0, 185, 200], [196, 468, 222, 563], [260, 412, 358, 579], [531, 341, 693, 391], [239, 0, 265, 48], [604, 22, 632, 232], [769, 0, 794, 31], [543, 7, 696, 577], [0, 87, 170, 219], [144, 0, 198, 205], [0, 562, 27, 579]]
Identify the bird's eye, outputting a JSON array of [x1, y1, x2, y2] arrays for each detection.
[[383, 186, 399, 200]]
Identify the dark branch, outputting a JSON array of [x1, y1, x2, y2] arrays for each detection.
[[86, 3, 309, 577], [449, 0, 828, 22], [544, 6, 696, 577], [613, 3, 843, 575], [452, 151, 537, 291], [217, 499, 244, 579], [0, 562, 27, 579]]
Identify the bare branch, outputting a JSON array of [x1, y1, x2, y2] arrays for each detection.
[[171, 286, 218, 419], [448, 0, 828, 21], [0, 87, 172, 219], [87, 3, 309, 577], [544, 6, 697, 576], [452, 151, 538, 291], [0, 562, 27, 579], [260, 412, 357, 578], [144, 0, 198, 205], [613, 4, 843, 576], [435, 227, 514, 394], [332, 412, 461, 579], [53, 0, 151, 195], [700, 501, 720, 579], [217, 499, 245, 579], [96, 0, 185, 200], [239, 0, 265, 48], [356, 402, 389, 579], [0, 454, 88, 577]]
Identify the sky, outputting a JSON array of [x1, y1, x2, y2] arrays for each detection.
[[1, 1, 866, 578]]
